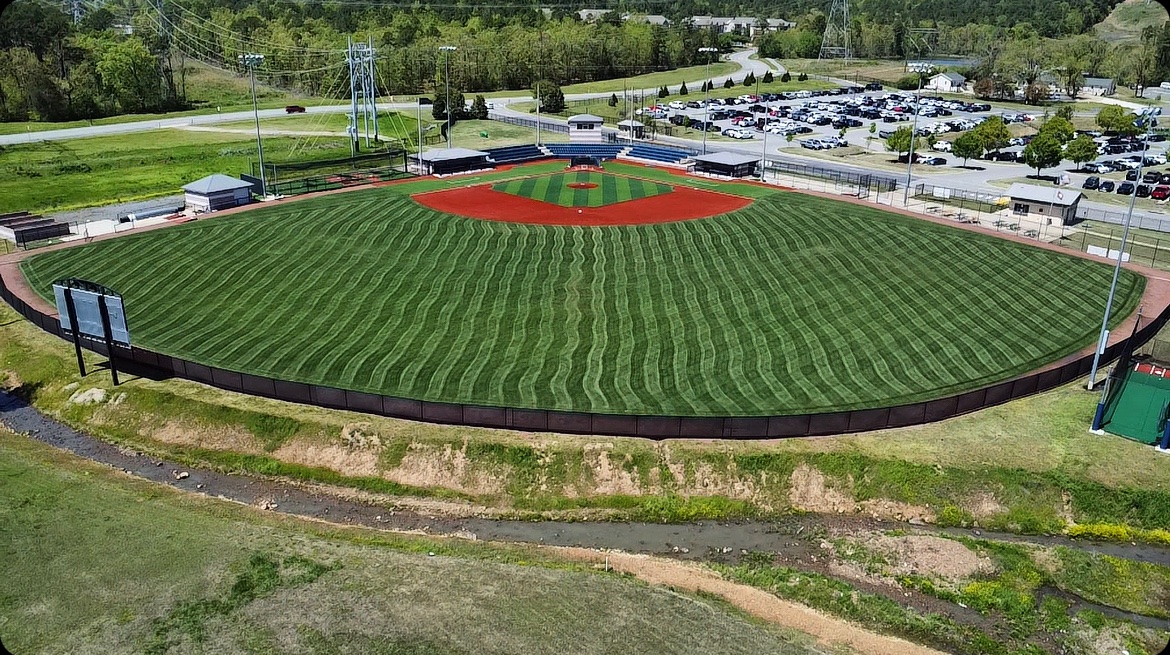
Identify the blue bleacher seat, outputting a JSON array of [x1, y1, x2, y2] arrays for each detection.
[[485, 144, 547, 164]]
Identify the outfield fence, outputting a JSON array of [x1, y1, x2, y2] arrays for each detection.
[[4, 271, 1167, 439]]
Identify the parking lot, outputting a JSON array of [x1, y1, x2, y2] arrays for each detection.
[[638, 86, 1170, 185]]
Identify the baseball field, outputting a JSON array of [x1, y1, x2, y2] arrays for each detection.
[[20, 165, 1145, 416]]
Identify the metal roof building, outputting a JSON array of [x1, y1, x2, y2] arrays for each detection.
[[182, 174, 254, 213], [1006, 183, 1083, 225], [692, 151, 759, 178]]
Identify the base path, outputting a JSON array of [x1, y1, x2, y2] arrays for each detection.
[[411, 183, 753, 226]]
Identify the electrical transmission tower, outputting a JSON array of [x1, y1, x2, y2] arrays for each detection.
[[818, 0, 850, 61], [347, 37, 379, 154]]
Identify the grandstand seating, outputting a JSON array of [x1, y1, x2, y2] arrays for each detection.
[[544, 144, 625, 159], [622, 145, 692, 164], [485, 144, 547, 164]]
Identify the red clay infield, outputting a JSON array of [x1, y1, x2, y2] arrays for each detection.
[[412, 183, 753, 226]]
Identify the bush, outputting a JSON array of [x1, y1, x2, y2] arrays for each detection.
[[657, 85, 669, 98], [744, 72, 756, 87], [781, 71, 791, 82], [723, 78, 735, 89], [894, 74, 923, 90], [762, 70, 773, 83], [797, 72, 808, 81], [607, 93, 618, 107]]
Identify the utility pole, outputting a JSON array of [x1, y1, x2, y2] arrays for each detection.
[[239, 53, 267, 198], [1089, 107, 1162, 423], [699, 46, 718, 155], [902, 62, 934, 206], [440, 45, 457, 148]]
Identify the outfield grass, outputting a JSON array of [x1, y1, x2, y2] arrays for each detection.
[[21, 169, 1143, 416], [493, 171, 673, 207], [0, 129, 351, 214], [0, 433, 833, 654]]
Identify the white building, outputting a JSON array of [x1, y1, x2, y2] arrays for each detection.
[[567, 114, 606, 143], [1081, 77, 1116, 97], [182, 174, 254, 213], [926, 72, 967, 93], [690, 16, 793, 35], [1006, 183, 1082, 225]]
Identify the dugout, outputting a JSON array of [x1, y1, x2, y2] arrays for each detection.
[[692, 151, 760, 178], [182, 174, 254, 212], [415, 148, 493, 175]]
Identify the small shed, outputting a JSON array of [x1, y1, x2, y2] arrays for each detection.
[[1082, 77, 1116, 97], [1006, 183, 1082, 225], [415, 147, 493, 175], [617, 119, 645, 139], [568, 114, 605, 143], [692, 151, 759, 178], [926, 72, 967, 93], [182, 174, 254, 213]]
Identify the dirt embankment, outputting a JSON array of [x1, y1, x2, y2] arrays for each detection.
[[553, 547, 949, 655]]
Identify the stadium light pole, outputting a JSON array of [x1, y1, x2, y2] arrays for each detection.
[[1089, 107, 1161, 429], [439, 45, 457, 149], [699, 47, 719, 155], [239, 53, 267, 198], [901, 62, 934, 206]]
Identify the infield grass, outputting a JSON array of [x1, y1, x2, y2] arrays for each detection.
[[493, 171, 674, 207], [22, 177, 1144, 416]]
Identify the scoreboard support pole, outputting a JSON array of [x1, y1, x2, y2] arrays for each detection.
[[97, 294, 119, 386], [63, 287, 86, 378]]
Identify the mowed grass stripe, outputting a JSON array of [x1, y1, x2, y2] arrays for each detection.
[[22, 187, 1145, 416]]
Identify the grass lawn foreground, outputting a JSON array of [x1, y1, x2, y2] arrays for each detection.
[[0, 433, 829, 654]]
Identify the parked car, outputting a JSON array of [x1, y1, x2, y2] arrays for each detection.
[[1143, 170, 1162, 183], [1161, 173, 1170, 185], [931, 141, 953, 152], [1153, 186, 1170, 200], [1126, 169, 1140, 181], [1083, 162, 1112, 174], [1137, 184, 1152, 198], [284, 105, 306, 113], [1099, 180, 1116, 192], [1118, 182, 1136, 195], [917, 156, 946, 166], [1082, 176, 1100, 190]]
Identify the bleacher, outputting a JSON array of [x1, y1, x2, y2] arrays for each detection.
[[623, 145, 692, 165], [485, 144, 548, 164], [544, 144, 625, 160], [0, 211, 72, 246]]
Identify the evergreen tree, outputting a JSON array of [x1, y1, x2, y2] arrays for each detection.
[[762, 71, 774, 83], [608, 93, 618, 107], [679, 81, 688, 95], [723, 78, 735, 89], [781, 71, 791, 83], [471, 95, 489, 120]]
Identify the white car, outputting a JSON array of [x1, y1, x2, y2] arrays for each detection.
[[931, 141, 953, 152], [668, 101, 686, 110]]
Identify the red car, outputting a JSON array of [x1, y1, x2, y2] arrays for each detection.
[[1152, 186, 1170, 200], [285, 105, 306, 114]]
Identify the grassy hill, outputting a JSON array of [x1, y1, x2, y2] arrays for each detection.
[[1095, 0, 1169, 43]]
